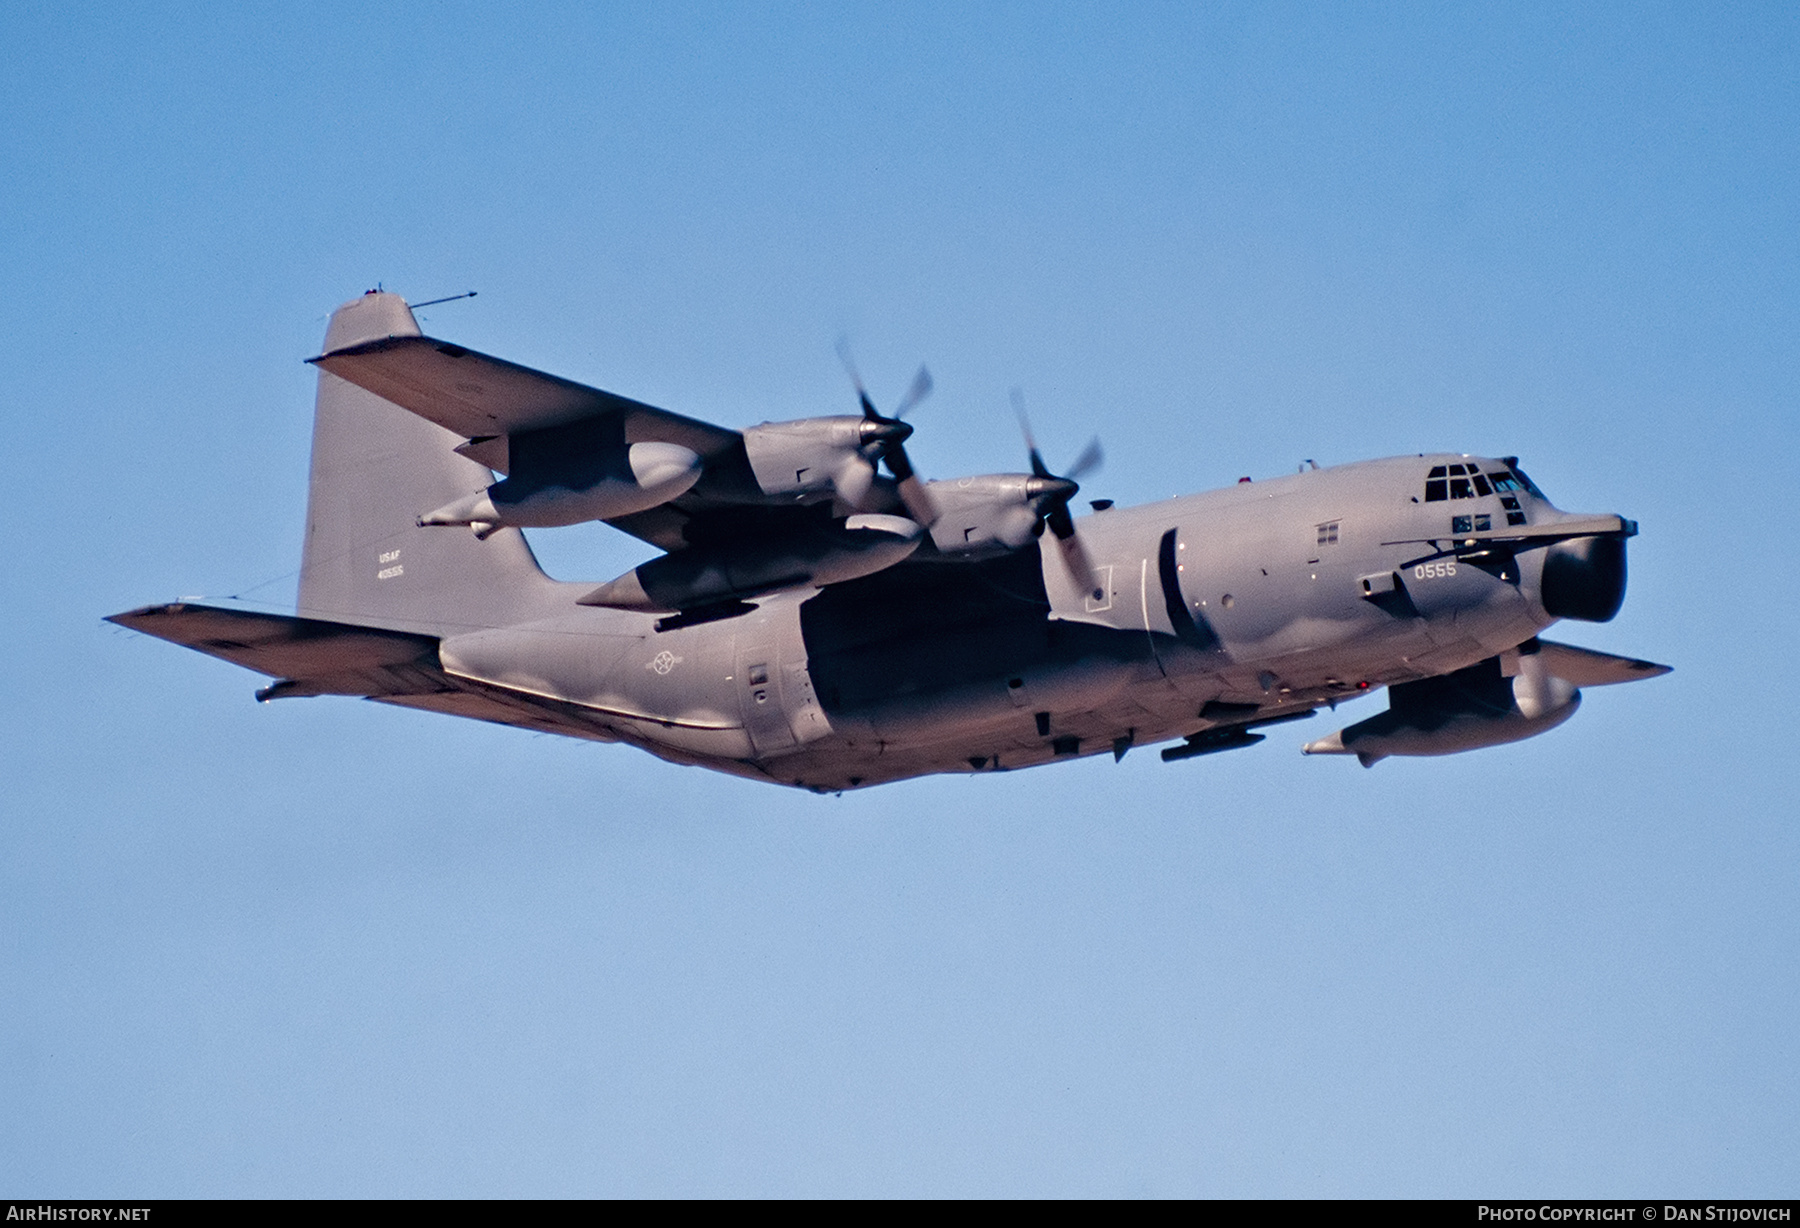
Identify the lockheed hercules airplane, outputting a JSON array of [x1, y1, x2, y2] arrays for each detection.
[[111, 291, 1668, 790]]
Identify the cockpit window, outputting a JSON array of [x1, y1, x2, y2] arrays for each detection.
[[1425, 462, 1527, 503], [1508, 465, 1545, 498]]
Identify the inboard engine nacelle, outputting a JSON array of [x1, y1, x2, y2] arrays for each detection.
[[742, 415, 910, 507], [919, 474, 1043, 554], [576, 513, 924, 614], [914, 472, 1089, 557]]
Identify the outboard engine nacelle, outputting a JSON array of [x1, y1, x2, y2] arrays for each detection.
[[419, 438, 702, 535], [1303, 649, 1580, 767]]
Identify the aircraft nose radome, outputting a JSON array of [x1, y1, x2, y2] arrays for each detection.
[[1541, 533, 1629, 622]]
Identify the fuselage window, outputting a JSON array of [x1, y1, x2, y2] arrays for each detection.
[[1425, 465, 1448, 502], [1317, 521, 1339, 545]]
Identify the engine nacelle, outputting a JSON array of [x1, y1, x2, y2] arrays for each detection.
[[419, 441, 701, 535], [577, 513, 924, 613], [742, 416, 901, 506], [920, 474, 1044, 556], [1302, 650, 1580, 766]]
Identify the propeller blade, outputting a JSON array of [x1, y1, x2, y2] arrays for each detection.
[[1011, 388, 1052, 478], [1059, 528, 1105, 604], [1066, 437, 1103, 481], [835, 337, 864, 394], [836, 338, 881, 420], [1008, 388, 1104, 596], [833, 455, 876, 508], [896, 473, 940, 527], [840, 345, 937, 512], [893, 365, 933, 419], [1010, 388, 1092, 484]]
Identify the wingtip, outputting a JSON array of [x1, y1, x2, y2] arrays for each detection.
[[105, 602, 183, 628]]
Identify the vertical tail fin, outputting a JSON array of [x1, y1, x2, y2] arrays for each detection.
[[297, 291, 569, 636]]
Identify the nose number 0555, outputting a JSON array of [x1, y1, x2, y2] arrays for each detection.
[[1414, 560, 1458, 580]]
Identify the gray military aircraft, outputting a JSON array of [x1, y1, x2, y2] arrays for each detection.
[[111, 290, 1669, 790]]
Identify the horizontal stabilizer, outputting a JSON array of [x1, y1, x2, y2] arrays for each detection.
[[1534, 638, 1671, 686], [109, 602, 624, 744], [310, 333, 736, 467], [108, 603, 439, 693]]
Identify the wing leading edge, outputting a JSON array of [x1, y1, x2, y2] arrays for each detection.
[[309, 333, 740, 471], [309, 317, 834, 556]]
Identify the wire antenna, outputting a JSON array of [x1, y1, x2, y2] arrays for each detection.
[[410, 290, 478, 309]]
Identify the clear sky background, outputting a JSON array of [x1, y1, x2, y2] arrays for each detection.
[[3, 1, 1795, 1197]]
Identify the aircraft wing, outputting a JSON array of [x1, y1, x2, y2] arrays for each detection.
[[310, 334, 740, 474], [1534, 638, 1671, 686], [310, 331, 873, 556]]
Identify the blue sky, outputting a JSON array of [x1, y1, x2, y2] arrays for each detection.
[[3, 2, 1796, 1196]]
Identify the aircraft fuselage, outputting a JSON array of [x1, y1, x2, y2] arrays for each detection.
[[435, 452, 1594, 790]]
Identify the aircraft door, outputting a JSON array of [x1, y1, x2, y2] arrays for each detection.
[[1152, 526, 1223, 652], [735, 641, 800, 756], [732, 592, 830, 758], [783, 660, 830, 743]]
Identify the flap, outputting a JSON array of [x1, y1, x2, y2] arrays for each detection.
[[310, 334, 739, 469], [1533, 638, 1671, 686]]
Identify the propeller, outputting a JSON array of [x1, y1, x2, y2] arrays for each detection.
[[837, 340, 940, 526], [1013, 388, 1106, 601]]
